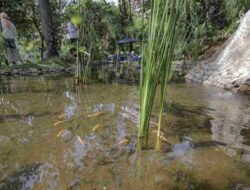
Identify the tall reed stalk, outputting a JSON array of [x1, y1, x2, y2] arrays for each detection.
[[74, 0, 82, 84], [73, 0, 96, 84], [138, 0, 184, 150]]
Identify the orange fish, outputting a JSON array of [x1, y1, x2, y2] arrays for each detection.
[[58, 114, 66, 119], [118, 139, 129, 145], [77, 136, 84, 144], [151, 130, 164, 136], [87, 111, 105, 118], [150, 121, 158, 127], [53, 120, 64, 127], [159, 135, 169, 143], [93, 124, 101, 131], [56, 130, 65, 137]]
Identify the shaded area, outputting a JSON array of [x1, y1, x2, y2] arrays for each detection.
[[0, 164, 42, 190]]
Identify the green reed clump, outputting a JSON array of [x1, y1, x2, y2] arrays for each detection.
[[138, 0, 184, 150], [73, 0, 98, 84]]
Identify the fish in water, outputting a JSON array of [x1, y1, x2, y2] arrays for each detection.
[[159, 135, 170, 144], [152, 130, 170, 144], [93, 124, 101, 131], [58, 113, 66, 119], [150, 121, 158, 127], [53, 120, 64, 127], [77, 136, 84, 144], [151, 130, 164, 136], [56, 130, 66, 137], [118, 139, 129, 145], [87, 111, 105, 118]]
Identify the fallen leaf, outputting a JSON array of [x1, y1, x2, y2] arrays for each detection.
[[77, 136, 84, 144], [53, 120, 64, 127], [93, 124, 101, 131], [56, 130, 66, 137], [58, 114, 66, 119], [118, 139, 129, 145], [87, 111, 105, 118]]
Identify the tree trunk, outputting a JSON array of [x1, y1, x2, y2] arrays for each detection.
[[38, 0, 58, 59]]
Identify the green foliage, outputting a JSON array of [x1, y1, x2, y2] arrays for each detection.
[[126, 16, 149, 39], [68, 0, 122, 83], [179, 0, 248, 60], [0, 0, 33, 38], [68, 0, 122, 57], [1, 0, 68, 61], [1, 0, 248, 65], [71, 16, 82, 26], [0, 40, 5, 65]]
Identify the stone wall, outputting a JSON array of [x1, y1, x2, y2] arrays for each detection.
[[0, 67, 74, 77]]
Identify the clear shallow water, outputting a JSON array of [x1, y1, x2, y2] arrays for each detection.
[[0, 76, 250, 190]]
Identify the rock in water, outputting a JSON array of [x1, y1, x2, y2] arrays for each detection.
[[0, 136, 10, 142], [186, 10, 250, 94], [60, 130, 73, 142]]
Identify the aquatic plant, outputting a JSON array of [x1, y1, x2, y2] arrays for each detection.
[[138, 0, 184, 150], [73, 0, 99, 84], [72, 0, 82, 83]]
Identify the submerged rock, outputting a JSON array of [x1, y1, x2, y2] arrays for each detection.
[[0, 136, 10, 142], [238, 83, 250, 94], [0, 163, 58, 190], [60, 130, 73, 142], [0, 163, 9, 172], [18, 138, 29, 144]]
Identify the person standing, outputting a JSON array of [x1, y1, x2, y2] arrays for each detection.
[[67, 21, 78, 56], [0, 13, 22, 65], [68, 21, 78, 43]]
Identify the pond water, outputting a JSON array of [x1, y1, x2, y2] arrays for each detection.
[[0, 76, 250, 190]]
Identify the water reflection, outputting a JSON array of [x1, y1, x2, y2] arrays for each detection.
[[0, 163, 58, 190], [169, 138, 194, 164], [25, 115, 34, 127], [0, 77, 11, 94], [0, 77, 250, 189], [208, 90, 250, 163], [64, 91, 78, 119]]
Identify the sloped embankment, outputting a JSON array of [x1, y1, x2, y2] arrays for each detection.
[[186, 11, 250, 94]]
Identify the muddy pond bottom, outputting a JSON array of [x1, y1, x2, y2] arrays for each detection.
[[0, 76, 250, 190]]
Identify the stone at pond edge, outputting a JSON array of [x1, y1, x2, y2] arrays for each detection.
[[224, 82, 234, 90], [237, 78, 250, 94], [238, 84, 250, 93], [244, 78, 250, 86], [0, 66, 75, 76]]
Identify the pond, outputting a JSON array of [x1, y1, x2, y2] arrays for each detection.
[[0, 76, 250, 190]]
